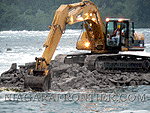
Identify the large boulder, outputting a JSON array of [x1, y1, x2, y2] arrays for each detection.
[[1, 63, 18, 77]]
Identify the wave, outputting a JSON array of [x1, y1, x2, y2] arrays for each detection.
[[0, 30, 82, 39], [119, 110, 150, 113]]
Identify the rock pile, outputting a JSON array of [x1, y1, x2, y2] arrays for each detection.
[[0, 62, 36, 91], [50, 62, 150, 91], [0, 60, 150, 92], [0, 63, 24, 87]]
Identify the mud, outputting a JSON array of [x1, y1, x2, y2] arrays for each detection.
[[0, 60, 150, 92]]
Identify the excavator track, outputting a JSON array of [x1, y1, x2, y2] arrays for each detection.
[[85, 54, 150, 73], [54, 53, 91, 66], [53, 53, 150, 87], [55, 53, 150, 74]]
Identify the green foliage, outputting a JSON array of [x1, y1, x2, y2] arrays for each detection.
[[35, 9, 48, 30], [0, 0, 149, 30], [0, 1, 21, 30]]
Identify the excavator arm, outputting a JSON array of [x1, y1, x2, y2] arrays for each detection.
[[36, 0, 106, 73], [26, 0, 106, 91]]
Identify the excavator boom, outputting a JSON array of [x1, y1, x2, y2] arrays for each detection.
[[41, 5, 69, 70], [37, 0, 106, 71], [25, 0, 106, 91]]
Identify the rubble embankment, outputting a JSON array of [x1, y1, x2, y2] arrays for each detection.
[[0, 60, 150, 92]]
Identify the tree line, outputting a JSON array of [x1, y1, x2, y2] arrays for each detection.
[[0, 0, 149, 31]]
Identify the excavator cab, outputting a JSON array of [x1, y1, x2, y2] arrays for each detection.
[[105, 18, 129, 53], [105, 18, 144, 52]]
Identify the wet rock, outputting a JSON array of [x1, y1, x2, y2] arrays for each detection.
[[24, 62, 36, 74], [141, 80, 149, 85], [51, 82, 61, 91], [142, 74, 150, 82], [108, 81, 115, 87], [78, 66, 87, 71], [18, 65, 26, 73], [116, 75, 128, 81], [66, 68, 71, 73], [85, 71, 94, 78], [1, 77, 13, 82], [91, 86, 101, 90], [92, 70, 99, 75], [1, 63, 18, 76], [1, 60, 150, 92], [73, 80, 86, 89], [93, 73, 103, 80], [15, 81, 24, 86], [11, 63, 17, 70], [130, 80, 136, 86], [51, 64, 72, 74], [76, 72, 84, 77], [115, 74, 121, 78], [20, 78, 24, 82], [72, 67, 79, 74], [18, 73, 24, 79], [11, 78, 18, 83], [49, 60, 64, 68], [52, 76, 59, 81], [0, 63, 26, 89], [7, 48, 12, 51], [1, 74, 14, 78], [39, 48, 42, 51], [57, 80, 73, 91], [104, 78, 110, 85], [68, 71, 76, 77], [57, 76, 85, 91]]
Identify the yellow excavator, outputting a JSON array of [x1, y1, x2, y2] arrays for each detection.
[[24, 0, 146, 91]]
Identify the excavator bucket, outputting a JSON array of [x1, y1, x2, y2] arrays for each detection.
[[24, 70, 51, 91]]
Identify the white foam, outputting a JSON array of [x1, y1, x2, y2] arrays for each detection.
[[119, 51, 150, 57], [119, 110, 150, 113], [0, 30, 50, 39], [145, 44, 150, 46]]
